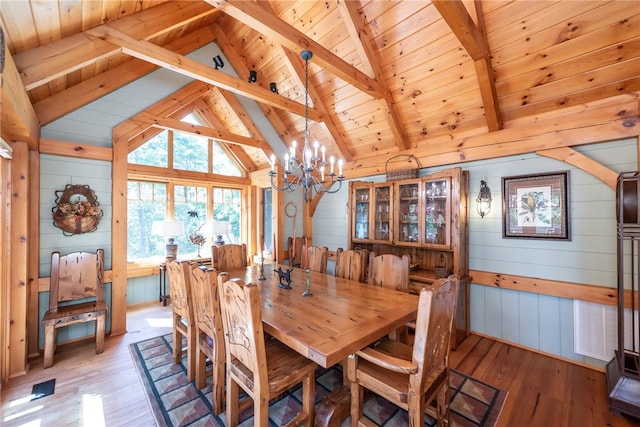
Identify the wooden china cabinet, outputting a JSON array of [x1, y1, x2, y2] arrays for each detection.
[[348, 167, 470, 348]]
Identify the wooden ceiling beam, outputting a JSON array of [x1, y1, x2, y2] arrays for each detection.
[[432, 0, 503, 132], [0, 34, 39, 147], [345, 94, 639, 179], [204, 0, 391, 101], [192, 98, 257, 173], [86, 26, 322, 122], [14, 1, 218, 91], [212, 87, 275, 160], [139, 112, 272, 151], [279, 46, 353, 162], [537, 147, 618, 190], [34, 25, 217, 126], [338, 1, 411, 151], [212, 24, 293, 158]]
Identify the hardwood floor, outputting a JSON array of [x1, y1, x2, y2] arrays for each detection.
[[1, 303, 638, 426]]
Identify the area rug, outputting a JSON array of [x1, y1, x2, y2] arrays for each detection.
[[129, 334, 507, 427]]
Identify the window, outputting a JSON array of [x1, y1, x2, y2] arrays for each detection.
[[127, 181, 167, 261], [126, 112, 249, 263], [128, 131, 168, 167], [213, 187, 242, 244]]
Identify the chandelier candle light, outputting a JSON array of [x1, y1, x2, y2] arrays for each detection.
[[269, 50, 344, 202]]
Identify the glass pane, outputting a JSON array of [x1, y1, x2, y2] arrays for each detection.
[[128, 131, 168, 167], [127, 181, 167, 261], [175, 185, 208, 258], [174, 132, 209, 172], [213, 142, 242, 176], [354, 188, 369, 240], [213, 187, 242, 245], [424, 179, 448, 245], [262, 188, 273, 254], [374, 186, 391, 241], [398, 183, 419, 243]]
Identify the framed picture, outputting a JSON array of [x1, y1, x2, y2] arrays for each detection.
[[502, 171, 570, 240]]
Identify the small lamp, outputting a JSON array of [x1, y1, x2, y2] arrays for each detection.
[[152, 220, 185, 259], [212, 220, 230, 246], [476, 180, 493, 218], [248, 70, 257, 83], [213, 55, 224, 70]]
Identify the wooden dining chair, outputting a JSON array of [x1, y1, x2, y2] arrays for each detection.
[[287, 235, 306, 267], [347, 275, 459, 427], [217, 272, 317, 426], [334, 248, 368, 283], [211, 243, 247, 271], [301, 245, 329, 273], [41, 249, 107, 368], [367, 252, 410, 292], [189, 264, 225, 414], [368, 252, 411, 341], [166, 260, 196, 381]]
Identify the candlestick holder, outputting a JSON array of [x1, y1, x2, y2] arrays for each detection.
[[258, 256, 266, 280], [302, 268, 312, 297]]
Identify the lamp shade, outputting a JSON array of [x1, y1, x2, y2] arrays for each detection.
[[152, 220, 185, 237], [212, 220, 230, 235]]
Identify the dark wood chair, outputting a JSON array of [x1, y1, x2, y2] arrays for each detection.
[[287, 235, 307, 267], [166, 260, 196, 381], [347, 275, 460, 426], [218, 272, 317, 426], [211, 243, 247, 271], [301, 244, 329, 273], [189, 265, 225, 414], [41, 249, 107, 368], [334, 248, 368, 283]]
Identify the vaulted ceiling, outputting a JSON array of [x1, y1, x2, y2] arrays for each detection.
[[1, 0, 639, 179]]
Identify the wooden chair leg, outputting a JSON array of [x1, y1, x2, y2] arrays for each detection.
[[95, 315, 105, 354], [186, 329, 196, 381], [212, 357, 225, 415], [226, 377, 240, 427], [43, 324, 55, 368], [195, 345, 206, 390], [302, 373, 315, 426]]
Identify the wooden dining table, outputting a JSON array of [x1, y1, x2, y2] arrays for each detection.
[[224, 263, 419, 369]]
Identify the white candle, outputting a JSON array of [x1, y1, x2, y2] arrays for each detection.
[[338, 159, 343, 176], [321, 146, 326, 163], [330, 156, 335, 174], [270, 154, 275, 172], [284, 153, 289, 173], [314, 141, 319, 157], [291, 140, 297, 159], [306, 149, 312, 168], [321, 165, 325, 182]]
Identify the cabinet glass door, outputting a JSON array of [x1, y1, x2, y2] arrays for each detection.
[[424, 178, 451, 247], [396, 181, 420, 244], [353, 187, 370, 240], [373, 184, 392, 242]]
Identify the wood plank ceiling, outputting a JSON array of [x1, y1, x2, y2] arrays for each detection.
[[1, 0, 638, 178]]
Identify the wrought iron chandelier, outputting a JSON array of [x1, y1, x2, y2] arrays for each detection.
[[269, 50, 344, 202]]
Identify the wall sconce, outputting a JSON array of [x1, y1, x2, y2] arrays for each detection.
[[476, 180, 492, 218], [270, 82, 278, 93], [248, 70, 257, 83], [213, 55, 224, 70]]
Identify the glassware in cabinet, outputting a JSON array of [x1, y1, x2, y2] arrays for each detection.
[[353, 187, 370, 240], [396, 181, 420, 244], [424, 178, 451, 247], [373, 184, 392, 242]]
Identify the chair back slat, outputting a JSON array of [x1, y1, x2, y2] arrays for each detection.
[[218, 273, 267, 389], [50, 250, 104, 308], [190, 266, 221, 342], [335, 248, 368, 283], [166, 260, 193, 321], [301, 245, 328, 273], [367, 253, 409, 292], [212, 243, 247, 271], [412, 275, 459, 389]]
